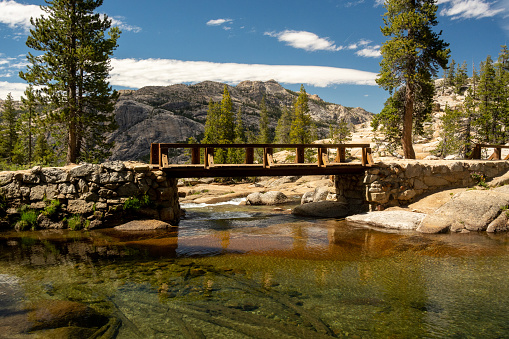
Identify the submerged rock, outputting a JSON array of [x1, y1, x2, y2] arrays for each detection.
[[292, 201, 349, 218], [347, 210, 426, 230], [114, 219, 172, 231]]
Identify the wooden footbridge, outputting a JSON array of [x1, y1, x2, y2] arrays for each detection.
[[150, 143, 374, 178]]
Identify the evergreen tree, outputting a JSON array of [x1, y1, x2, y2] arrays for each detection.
[[14, 86, 39, 165], [275, 106, 292, 144], [476, 56, 498, 143], [433, 105, 465, 158], [377, 0, 450, 159], [446, 59, 456, 86], [218, 85, 234, 144], [20, 0, 120, 164], [203, 99, 220, 144], [0, 93, 18, 162], [454, 61, 468, 94], [258, 95, 271, 144], [289, 85, 312, 144], [329, 119, 352, 144], [231, 106, 246, 163]]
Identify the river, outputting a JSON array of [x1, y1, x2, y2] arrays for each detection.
[[1, 199, 509, 338]]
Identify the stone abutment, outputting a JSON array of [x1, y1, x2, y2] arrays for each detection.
[[335, 160, 509, 211], [0, 162, 180, 230]]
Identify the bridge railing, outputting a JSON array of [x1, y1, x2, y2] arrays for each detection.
[[150, 143, 374, 169], [469, 144, 509, 160]]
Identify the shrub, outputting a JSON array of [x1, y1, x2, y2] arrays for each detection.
[[471, 172, 488, 188], [17, 207, 39, 231], [42, 199, 61, 217], [67, 215, 83, 231], [123, 194, 151, 211]]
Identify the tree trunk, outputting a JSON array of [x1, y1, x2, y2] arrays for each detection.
[[402, 83, 416, 159]]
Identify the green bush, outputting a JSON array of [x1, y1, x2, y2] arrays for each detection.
[[67, 215, 83, 231], [42, 199, 61, 217], [123, 194, 151, 211], [17, 208, 39, 231]]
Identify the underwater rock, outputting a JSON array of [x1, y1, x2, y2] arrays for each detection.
[[292, 201, 349, 218], [347, 210, 426, 230], [114, 219, 171, 230]]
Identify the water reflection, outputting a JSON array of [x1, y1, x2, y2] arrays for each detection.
[[1, 203, 509, 337]]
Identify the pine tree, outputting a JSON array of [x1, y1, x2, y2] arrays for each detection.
[[289, 85, 312, 144], [446, 59, 456, 86], [231, 106, 246, 163], [258, 95, 271, 144], [275, 106, 292, 144], [377, 0, 450, 159], [0, 93, 18, 162], [476, 56, 497, 143], [20, 0, 120, 164], [13, 86, 39, 165], [454, 61, 468, 94], [433, 105, 465, 158], [203, 99, 220, 144], [329, 119, 352, 144]]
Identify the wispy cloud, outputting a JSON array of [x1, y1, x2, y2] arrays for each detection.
[[0, 0, 140, 33], [438, 0, 505, 19], [265, 30, 343, 52], [206, 18, 233, 26], [109, 58, 378, 88], [110, 16, 142, 33]]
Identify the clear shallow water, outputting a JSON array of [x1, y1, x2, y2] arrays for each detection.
[[1, 202, 509, 338]]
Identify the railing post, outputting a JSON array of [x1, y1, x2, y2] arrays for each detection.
[[495, 147, 501, 160], [361, 147, 367, 166], [335, 146, 346, 163], [473, 144, 482, 159], [191, 147, 201, 164], [150, 143, 159, 165], [205, 147, 214, 168], [245, 147, 254, 164], [317, 147, 325, 167], [263, 147, 273, 168], [295, 147, 305, 163]]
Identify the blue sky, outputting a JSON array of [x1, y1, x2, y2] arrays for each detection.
[[0, 0, 508, 113]]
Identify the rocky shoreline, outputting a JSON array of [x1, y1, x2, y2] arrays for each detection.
[[178, 170, 509, 234]]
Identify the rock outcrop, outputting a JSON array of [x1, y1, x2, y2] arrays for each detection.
[[292, 201, 350, 218], [108, 80, 373, 161], [347, 210, 427, 230]]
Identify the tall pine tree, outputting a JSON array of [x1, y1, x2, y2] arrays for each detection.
[[377, 0, 449, 158], [258, 95, 271, 144], [20, 0, 120, 164], [289, 85, 312, 144], [0, 93, 18, 162]]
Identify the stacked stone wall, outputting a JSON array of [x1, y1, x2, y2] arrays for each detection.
[[336, 160, 509, 211], [0, 161, 180, 229]]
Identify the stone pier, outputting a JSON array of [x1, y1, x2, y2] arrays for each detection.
[[336, 160, 509, 211], [0, 161, 180, 229]]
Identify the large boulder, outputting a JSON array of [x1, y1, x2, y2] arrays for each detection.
[[292, 201, 349, 218], [246, 191, 288, 205], [347, 210, 426, 230], [417, 189, 509, 233]]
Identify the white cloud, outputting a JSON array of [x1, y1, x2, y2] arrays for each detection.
[[0, 1, 140, 33], [265, 30, 343, 52], [109, 58, 377, 88], [0, 81, 27, 100], [0, 0, 43, 30], [206, 18, 233, 26], [374, 0, 385, 7], [355, 45, 381, 58], [438, 0, 505, 19]]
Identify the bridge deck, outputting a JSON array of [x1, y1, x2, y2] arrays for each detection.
[[151, 143, 374, 178]]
